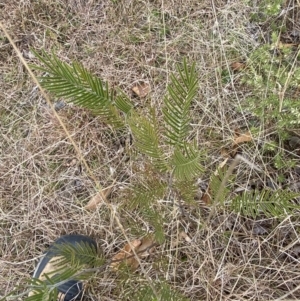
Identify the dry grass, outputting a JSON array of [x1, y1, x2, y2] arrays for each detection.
[[1, 0, 300, 300]]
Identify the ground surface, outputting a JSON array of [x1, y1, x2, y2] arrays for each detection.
[[1, 0, 300, 300]]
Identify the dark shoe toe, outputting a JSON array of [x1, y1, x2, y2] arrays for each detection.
[[31, 235, 97, 301]]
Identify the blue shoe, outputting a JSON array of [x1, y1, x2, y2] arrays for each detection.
[[31, 235, 97, 301]]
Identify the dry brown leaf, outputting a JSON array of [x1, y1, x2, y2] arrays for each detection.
[[110, 236, 157, 271], [110, 239, 142, 271], [132, 82, 151, 98], [201, 190, 211, 205], [230, 62, 246, 71], [85, 182, 114, 210], [233, 131, 252, 145], [221, 145, 239, 158], [277, 42, 299, 49], [220, 147, 230, 158], [135, 236, 157, 257]]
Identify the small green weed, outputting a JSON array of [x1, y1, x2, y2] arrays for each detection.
[[240, 31, 300, 138], [250, 0, 285, 22]]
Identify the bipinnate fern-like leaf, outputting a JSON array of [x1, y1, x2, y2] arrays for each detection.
[[53, 240, 100, 267], [115, 88, 134, 115], [142, 207, 165, 243], [129, 176, 167, 243], [163, 59, 198, 146], [175, 179, 198, 204], [26, 277, 58, 301], [31, 50, 133, 128], [129, 112, 168, 172], [172, 143, 203, 181], [130, 178, 167, 209], [231, 189, 300, 218]]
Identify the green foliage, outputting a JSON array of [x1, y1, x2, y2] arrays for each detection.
[[206, 167, 300, 220], [26, 278, 59, 301], [237, 31, 300, 170], [26, 52, 203, 300], [175, 179, 198, 204], [260, 0, 283, 17], [129, 111, 168, 172], [171, 143, 203, 181], [163, 60, 198, 147], [142, 207, 165, 244], [31, 51, 204, 241], [31, 49, 133, 128], [231, 189, 300, 219], [125, 61, 203, 241], [273, 153, 296, 170], [32, 51, 203, 182], [130, 176, 167, 209], [51, 240, 102, 273], [240, 33, 300, 135], [129, 176, 167, 242], [250, 0, 285, 22], [115, 88, 134, 114]]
